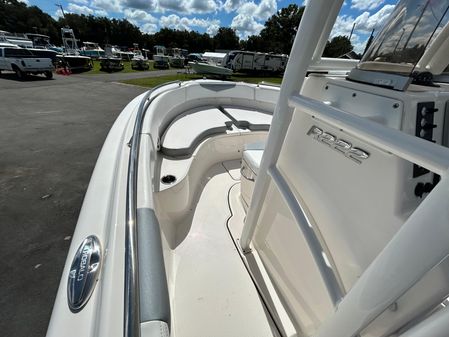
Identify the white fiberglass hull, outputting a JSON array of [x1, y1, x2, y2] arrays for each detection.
[[46, 80, 280, 337], [188, 61, 232, 76], [46, 1, 449, 337]]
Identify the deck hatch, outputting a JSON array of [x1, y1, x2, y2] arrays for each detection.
[[67, 235, 102, 313]]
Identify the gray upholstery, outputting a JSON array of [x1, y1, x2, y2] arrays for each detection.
[[137, 208, 170, 325]]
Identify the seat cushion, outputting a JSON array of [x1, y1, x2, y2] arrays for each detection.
[[161, 107, 233, 157], [243, 142, 266, 175]]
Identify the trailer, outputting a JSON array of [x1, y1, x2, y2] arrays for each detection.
[[224, 51, 288, 74]]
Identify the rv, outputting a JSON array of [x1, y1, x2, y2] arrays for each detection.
[[224, 51, 288, 74]]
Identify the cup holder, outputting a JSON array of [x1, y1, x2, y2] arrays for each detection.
[[161, 174, 177, 185]]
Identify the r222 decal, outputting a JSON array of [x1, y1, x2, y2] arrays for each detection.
[[307, 125, 369, 164]]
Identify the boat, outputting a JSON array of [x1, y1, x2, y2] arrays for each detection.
[[80, 41, 105, 59], [0, 34, 20, 48], [58, 28, 92, 72], [131, 50, 150, 70], [0, 31, 59, 62], [168, 55, 184, 68], [153, 45, 166, 56], [168, 48, 185, 68], [187, 53, 206, 62], [152, 45, 169, 69], [99, 45, 124, 72], [99, 57, 124, 72], [153, 54, 169, 69], [25, 33, 63, 53], [188, 60, 233, 77], [119, 49, 135, 61], [47, 1, 449, 337], [0, 30, 33, 48], [108, 45, 135, 61]]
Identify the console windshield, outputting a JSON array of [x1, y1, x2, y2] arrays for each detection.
[[359, 0, 449, 75]]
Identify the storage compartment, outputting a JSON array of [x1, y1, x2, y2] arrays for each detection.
[[240, 144, 264, 210]]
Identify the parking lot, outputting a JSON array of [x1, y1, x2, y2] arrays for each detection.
[[0, 71, 159, 337]]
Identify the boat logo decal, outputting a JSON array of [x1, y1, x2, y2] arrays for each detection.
[[67, 235, 102, 313], [307, 125, 369, 164]]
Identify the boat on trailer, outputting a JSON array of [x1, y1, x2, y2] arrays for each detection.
[[153, 54, 170, 69], [58, 28, 92, 72], [188, 61, 233, 77], [47, 1, 449, 337], [131, 50, 150, 71], [80, 42, 105, 59], [0, 31, 59, 62]]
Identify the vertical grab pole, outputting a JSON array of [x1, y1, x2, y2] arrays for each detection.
[[240, 0, 344, 252]]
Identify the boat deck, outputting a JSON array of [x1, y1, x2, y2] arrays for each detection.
[[171, 164, 279, 337]]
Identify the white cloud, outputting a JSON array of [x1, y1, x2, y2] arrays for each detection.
[[159, 14, 220, 34], [351, 0, 384, 11], [207, 23, 220, 36], [124, 8, 158, 23], [354, 4, 395, 32], [95, 9, 108, 16], [53, 8, 65, 19], [235, 0, 276, 20], [141, 23, 158, 34], [155, 0, 219, 14], [231, 13, 264, 39], [158, 0, 189, 13], [17, 0, 29, 4], [190, 0, 219, 13], [91, 0, 121, 12], [330, 4, 395, 53], [256, 0, 276, 20], [122, 0, 157, 10], [71, 0, 88, 4], [65, 3, 110, 17], [223, 0, 242, 13], [229, 0, 277, 38], [67, 3, 94, 15], [238, 2, 258, 16]]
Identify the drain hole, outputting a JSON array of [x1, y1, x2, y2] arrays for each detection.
[[161, 174, 176, 184]]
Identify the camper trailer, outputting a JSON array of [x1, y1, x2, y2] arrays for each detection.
[[224, 51, 288, 74]]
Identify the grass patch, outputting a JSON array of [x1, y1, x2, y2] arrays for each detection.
[[121, 72, 283, 87], [86, 59, 155, 74]]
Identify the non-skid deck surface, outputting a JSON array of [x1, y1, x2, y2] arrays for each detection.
[[172, 165, 279, 337]]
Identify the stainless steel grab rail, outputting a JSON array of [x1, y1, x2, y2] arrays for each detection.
[[124, 81, 181, 337]]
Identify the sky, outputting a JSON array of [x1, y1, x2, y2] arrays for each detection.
[[23, 0, 398, 52]]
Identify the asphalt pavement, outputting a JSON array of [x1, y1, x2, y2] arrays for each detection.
[[0, 70, 153, 337]]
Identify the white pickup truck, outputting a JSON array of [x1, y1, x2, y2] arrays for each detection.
[[0, 46, 54, 79]]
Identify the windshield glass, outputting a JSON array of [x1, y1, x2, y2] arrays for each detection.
[[5, 48, 34, 57], [360, 0, 449, 74]]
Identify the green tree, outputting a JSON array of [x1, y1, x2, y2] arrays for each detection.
[[243, 35, 265, 52], [213, 27, 239, 50], [0, 0, 59, 43], [259, 4, 305, 54], [322, 36, 353, 58]]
